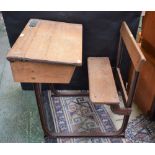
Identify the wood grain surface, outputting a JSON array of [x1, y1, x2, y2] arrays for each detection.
[[120, 22, 146, 71], [7, 19, 83, 66], [88, 57, 119, 104], [10, 61, 75, 83]]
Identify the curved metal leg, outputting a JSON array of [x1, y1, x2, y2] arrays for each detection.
[[117, 115, 130, 134]]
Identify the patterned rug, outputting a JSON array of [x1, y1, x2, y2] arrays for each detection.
[[43, 91, 155, 143], [126, 115, 155, 143]]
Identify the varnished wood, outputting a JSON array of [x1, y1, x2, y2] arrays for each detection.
[[134, 58, 155, 113], [10, 61, 75, 83], [88, 57, 119, 105], [142, 11, 155, 57], [7, 19, 83, 66], [141, 45, 155, 66], [120, 21, 146, 71], [128, 44, 155, 114]]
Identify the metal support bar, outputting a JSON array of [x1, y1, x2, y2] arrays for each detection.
[[33, 83, 53, 137], [110, 104, 131, 115], [49, 84, 89, 97], [49, 132, 125, 138]]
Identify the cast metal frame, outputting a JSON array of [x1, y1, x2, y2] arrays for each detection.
[[33, 35, 140, 140]]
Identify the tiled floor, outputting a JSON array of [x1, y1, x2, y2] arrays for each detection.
[[0, 14, 142, 142]]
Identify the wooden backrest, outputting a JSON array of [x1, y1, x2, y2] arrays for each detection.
[[120, 21, 146, 71]]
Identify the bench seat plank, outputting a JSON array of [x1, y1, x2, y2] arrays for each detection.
[[88, 57, 119, 105]]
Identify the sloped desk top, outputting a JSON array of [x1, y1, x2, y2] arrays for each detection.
[[7, 19, 83, 83], [7, 19, 83, 66]]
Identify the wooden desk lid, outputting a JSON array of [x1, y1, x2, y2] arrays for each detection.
[[7, 19, 83, 66]]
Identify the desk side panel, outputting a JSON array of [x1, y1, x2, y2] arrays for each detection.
[[10, 61, 75, 83]]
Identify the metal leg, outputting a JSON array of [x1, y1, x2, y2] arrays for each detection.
[[33, 83, 53, 137], [118, 115, 130, 134]]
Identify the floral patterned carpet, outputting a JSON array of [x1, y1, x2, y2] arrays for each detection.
[[43, 91, 155, 143]]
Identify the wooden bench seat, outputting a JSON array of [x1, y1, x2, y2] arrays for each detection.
[[88, 57, 119, 105]]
